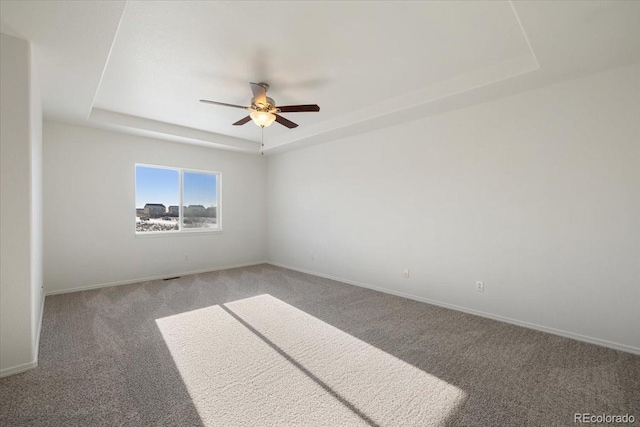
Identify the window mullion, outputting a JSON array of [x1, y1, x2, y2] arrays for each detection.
[[179, 170, 183, 232]]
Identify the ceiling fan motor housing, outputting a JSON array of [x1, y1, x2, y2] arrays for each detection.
[[199, 81, 319, 130], [252, 96, 277, 112]]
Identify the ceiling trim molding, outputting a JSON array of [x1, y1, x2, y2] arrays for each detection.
[[264, 52, 539, 154], [89, 108, 259, 153], [87, 1, 129, 119], [508, 0, 540, 69]]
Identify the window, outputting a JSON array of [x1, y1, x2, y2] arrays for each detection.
[[135, 164, 220, 234]]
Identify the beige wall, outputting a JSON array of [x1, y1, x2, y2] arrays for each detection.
[[0, 33, 43, 376], [267, 64, 640, 353], [43, 122, 267, 293]]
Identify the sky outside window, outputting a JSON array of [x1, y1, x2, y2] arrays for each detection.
[[183, 172, 217, 207], [135, 166, 179, 208], [135, 166, 218, 209]]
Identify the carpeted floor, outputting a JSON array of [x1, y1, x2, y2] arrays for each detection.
[[0, 264, 638, 426]]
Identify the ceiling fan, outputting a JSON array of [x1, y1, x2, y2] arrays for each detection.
[[200, 82, 320, 129]]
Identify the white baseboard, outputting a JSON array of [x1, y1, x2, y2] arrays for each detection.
[[34, 287, 45, 362], [0, 360, 38, 378], [0, 289, 47, 378], [2, 263, 266, 378], [45, 261, 266, 296], [267, 262, 640, 356]]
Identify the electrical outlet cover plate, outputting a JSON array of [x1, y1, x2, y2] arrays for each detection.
[[476, 281, 484, 292]]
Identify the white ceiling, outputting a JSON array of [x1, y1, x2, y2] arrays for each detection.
[[1, 1, 639, 154]]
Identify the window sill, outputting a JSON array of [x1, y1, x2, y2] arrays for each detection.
[[135, 229, 223, 238]]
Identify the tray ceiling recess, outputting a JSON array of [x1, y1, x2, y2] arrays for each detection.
[[2, 1, 639, 154], [90, 1, 537, 153]]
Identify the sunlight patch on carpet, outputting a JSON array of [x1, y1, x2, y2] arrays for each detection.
[[156, 294, 465, 426]]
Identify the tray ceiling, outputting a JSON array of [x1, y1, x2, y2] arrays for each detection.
[[1, 1, 639, 154]]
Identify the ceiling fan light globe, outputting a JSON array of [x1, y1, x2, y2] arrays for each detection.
[[250, 110, 276, 127]]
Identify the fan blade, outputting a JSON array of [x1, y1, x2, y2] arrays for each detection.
[[250, 82, 267, 106], [277, 104, 320, 113], [275, 114, 298, 129], [232, 115, 252, 126], [200, 100, 248, 109]]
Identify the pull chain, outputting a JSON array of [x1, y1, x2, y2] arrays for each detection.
[[261, 125, 264, 155]]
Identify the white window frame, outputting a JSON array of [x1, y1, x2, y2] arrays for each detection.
[[135, 163, 222, 236]]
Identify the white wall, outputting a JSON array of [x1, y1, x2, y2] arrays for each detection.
[[0, 33, 43, 375], [30, 41, 44, 353], [267, 64, 640, 353], [43, 122, 267, 293]]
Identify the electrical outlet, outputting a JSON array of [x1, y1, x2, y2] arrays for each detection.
[[403, 269, 410, 278], [476, 281, 484, 292]]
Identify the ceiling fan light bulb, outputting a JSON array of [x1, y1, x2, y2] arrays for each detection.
[[250, 111, 276, 127]]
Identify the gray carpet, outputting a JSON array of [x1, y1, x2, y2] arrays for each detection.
[[0, 264, 638, 426]]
